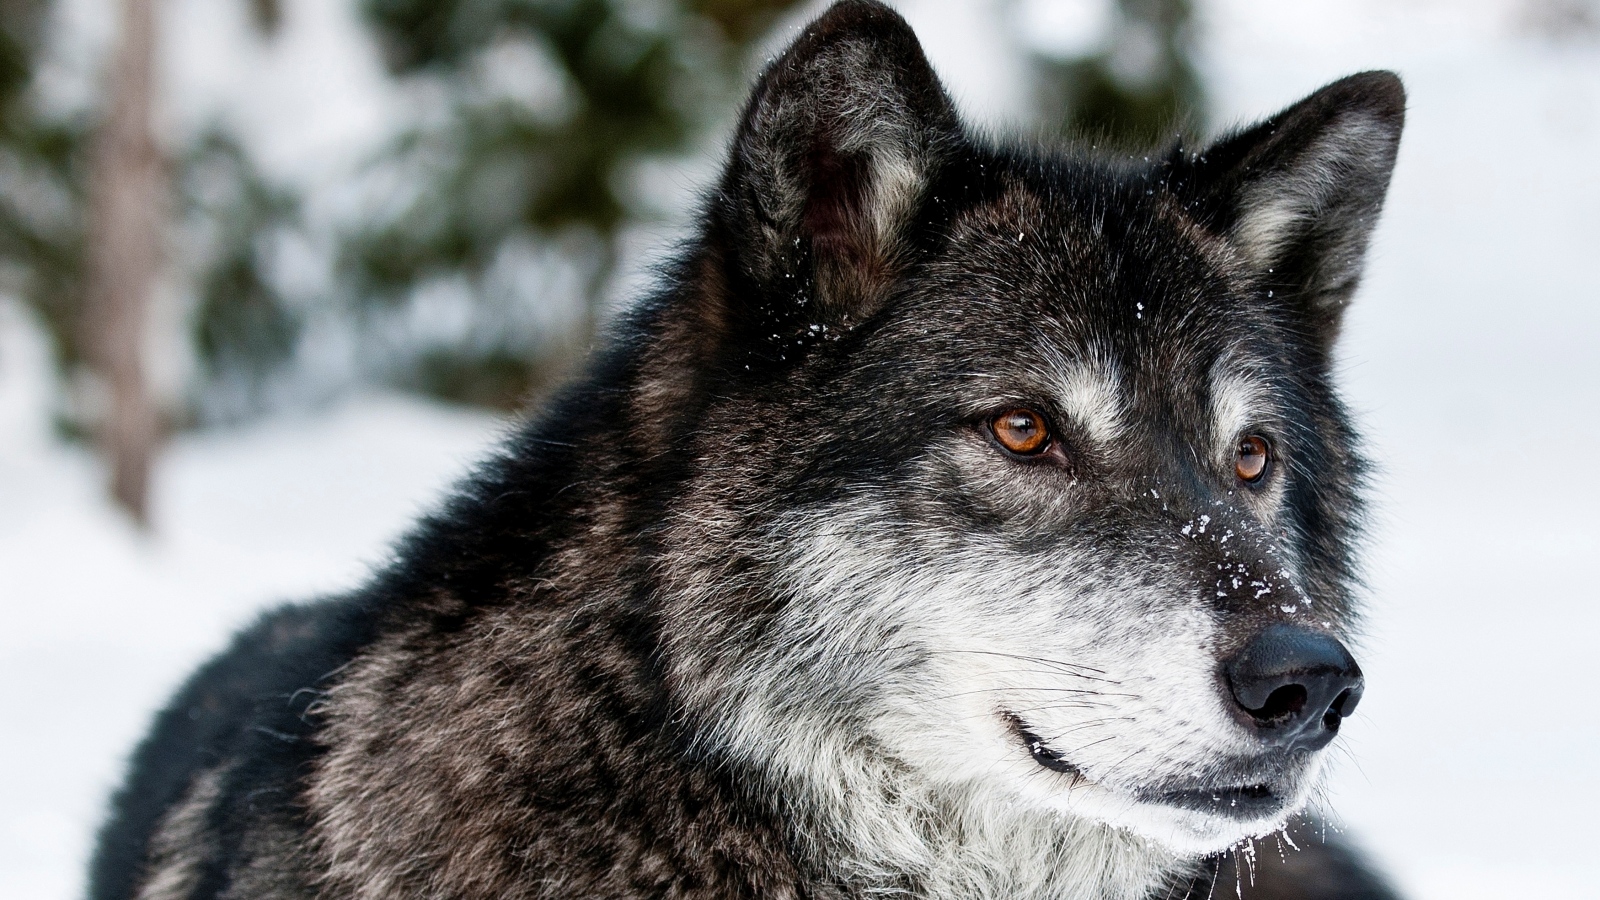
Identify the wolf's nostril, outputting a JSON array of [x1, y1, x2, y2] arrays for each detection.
[[1223, 624, 1363, 751], [1330, 687, 1361, 717], [1251, 684, 1307, 724]]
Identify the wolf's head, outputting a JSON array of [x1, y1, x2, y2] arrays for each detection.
[[635, 0, 1402, 891]]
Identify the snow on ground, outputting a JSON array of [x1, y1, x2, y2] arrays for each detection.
[[2, 1, 1598, 898]]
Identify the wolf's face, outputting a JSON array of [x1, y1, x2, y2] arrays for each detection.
[[739, 182, 1367, 856], [649, 0, 1401, 877]]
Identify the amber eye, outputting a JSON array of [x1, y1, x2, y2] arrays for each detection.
[[990, 408, 1052, 455], [1235, 435, 1271, 483]]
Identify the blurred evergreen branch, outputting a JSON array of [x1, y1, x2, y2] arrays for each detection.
[[0, 0, 807, 427], [347, 0, 801, 408], [1029, 0, 1206, 150], [181, 130, 303, 411], [0, 1, 325, 437], [0, 0, 91, 384]]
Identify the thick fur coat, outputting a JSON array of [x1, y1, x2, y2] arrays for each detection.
[[90, 4, 1406, 898]]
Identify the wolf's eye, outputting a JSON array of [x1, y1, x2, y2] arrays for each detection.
[[1235, 435, 1271, 483], [990, 409, 1052, 456]]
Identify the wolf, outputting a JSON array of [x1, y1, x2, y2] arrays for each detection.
[[88, 3, 1407, 898]]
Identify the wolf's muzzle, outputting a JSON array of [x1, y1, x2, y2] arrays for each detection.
[[1223, 624, 1364, 752]]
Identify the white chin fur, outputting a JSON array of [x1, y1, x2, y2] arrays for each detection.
[[1065, 792, 1290, 857]]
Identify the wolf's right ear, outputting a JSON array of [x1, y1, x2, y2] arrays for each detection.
[[711, 0, 961, 335], [1173, 72, 1405, 348]]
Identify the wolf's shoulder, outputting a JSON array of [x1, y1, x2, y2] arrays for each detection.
[[87, 596, 379, 900]]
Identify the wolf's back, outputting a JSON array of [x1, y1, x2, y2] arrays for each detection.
[[87, 596, 377, 900]]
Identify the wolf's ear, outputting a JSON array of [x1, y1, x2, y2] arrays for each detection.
[[1175, 72, 1405, 347], [713, 0, 960, 331]]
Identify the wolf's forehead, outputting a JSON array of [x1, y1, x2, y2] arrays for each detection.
[[945, 176, 1232, 295], [924, 176, 1280, 419]]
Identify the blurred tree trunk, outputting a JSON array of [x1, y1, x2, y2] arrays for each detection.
[[84, 0, 165, 525]]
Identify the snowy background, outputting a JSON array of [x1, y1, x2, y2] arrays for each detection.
[[3, 0, 1598, 898]]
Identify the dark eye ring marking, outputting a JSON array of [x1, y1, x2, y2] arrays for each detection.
[[1235, 435, 1271, 484]]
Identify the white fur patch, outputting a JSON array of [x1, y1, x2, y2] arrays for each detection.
[[1209, 371, 1267, 455], [869, 151, 926, 249], [1054, 356, 1127, 446]]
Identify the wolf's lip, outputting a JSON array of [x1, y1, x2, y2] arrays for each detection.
[[1142, 783, 1286, 819], [1004, 711, 1290, 820], [1003, 712, 1083, 777]]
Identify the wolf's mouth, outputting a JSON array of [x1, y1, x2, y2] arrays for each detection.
[[1138, 783, 1285, 819], [1003, 711, 1288, 820], [1002, 712, 1083, 777]]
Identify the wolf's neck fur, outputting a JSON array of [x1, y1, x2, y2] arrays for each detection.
[[762, 737, 1191, 899]]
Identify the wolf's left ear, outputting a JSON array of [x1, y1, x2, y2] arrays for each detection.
[[1174, 72, 1405, 346], [713, 0, 961, 330]]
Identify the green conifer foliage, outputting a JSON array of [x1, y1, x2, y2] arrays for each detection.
[[349, 0, 800, 408], [0, 1, 305, 431], [181, 130, 303, 419], [1031, 0, 1206, 150], [0, 0, 91, 392]]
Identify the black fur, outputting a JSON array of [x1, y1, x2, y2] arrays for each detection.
[[90, 3, 1405, 898]]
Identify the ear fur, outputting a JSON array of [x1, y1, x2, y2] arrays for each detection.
[[1174, 71, 1405, 346], [714, 0, 961, 331]]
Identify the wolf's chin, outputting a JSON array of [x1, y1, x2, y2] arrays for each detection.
[[1121, 795, 1297, 856], [1042, 764, 1315, 855], [1026, 777, 1297, 857]]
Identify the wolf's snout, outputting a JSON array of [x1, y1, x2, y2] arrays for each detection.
[[1223, 624, 1364, 752]]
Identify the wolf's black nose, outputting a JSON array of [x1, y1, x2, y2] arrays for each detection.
[[1224, 624, 1363, 751]]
